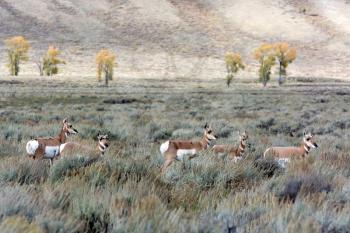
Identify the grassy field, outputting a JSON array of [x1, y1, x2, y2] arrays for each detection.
[[0, 76, 350, 233]]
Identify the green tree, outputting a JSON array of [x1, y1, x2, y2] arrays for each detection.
[[254, 43, 276, 87], [224, 52, 245, 87], [42, 46, 66, 76], [96, 49, 116, 87], [4, 36, 29, 76], [274, 42, 296, 85]]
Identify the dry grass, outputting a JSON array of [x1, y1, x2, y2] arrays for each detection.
[[0, 76, 349, 232]]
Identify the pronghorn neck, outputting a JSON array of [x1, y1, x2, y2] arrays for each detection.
[[302, 141, 311, 154], [238, 140, 246, 155], [98, 141, 107, 155], [58, 126, 67, 143], [201, 135, 210, 149]]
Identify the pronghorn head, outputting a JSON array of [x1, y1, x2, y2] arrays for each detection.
[[62, 118, 78, 136], [204, 123, 217, 141], [239, 131, 248, 145], [97, 133, 109, 155], [303, 132, 318, 149]]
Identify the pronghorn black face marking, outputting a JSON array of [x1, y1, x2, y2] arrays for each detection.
[[97, 134, 110, 155], [303, 132, 318, 151], [63, 119, 78, 136], [204, 123, 217, 141]]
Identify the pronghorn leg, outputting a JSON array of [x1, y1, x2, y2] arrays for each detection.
[[161, 159, 173, 172], [49, 159, 53, 167]]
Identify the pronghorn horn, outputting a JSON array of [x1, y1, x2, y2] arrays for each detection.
[[204, 123, 209, 129], [63, 118, 68, 124]]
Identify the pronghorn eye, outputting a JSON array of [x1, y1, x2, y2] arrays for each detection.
[[208, 130, 212, 134]]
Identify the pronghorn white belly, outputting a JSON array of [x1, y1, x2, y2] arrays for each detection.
[[26, 140, 39, 155], [176, 149, 196, 161], [233, 156, 243, 163], [44, 146, 61, 158], [277, 158, 290, 168]]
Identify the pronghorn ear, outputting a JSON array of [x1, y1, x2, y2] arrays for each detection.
[[63, 118, 68, 124], [303, 131, 306, 136]]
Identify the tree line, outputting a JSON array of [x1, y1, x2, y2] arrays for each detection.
[[4, 36, 115, 87], [226, 42, 296, 87], [4, 36, 296, 87]]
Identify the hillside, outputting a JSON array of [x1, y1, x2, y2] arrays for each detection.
[[0, 0, 350, 78]]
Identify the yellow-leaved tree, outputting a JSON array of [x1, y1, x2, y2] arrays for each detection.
[[254, 43, 276, 87], [4, 36, 29, 76], [96, 49, 116, 87], [42, 46, 66, 76], [274, 42, 296, 85], [224, 52, 245, 87]]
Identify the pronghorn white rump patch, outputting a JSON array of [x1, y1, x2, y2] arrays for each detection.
[[26, 140, 39, 155], [44, 146, 61, 158], [160, 140, 170, 154], [176, 149, 196, 161]]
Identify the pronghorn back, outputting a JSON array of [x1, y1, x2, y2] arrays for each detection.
[[264, 132, 318, 161], [60, 134, 110, 157], [213, 131, 248, 162], [26, 118, 78, 161], [160, 123, 217, 171]]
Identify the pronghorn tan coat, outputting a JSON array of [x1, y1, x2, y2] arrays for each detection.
[[60, 134, 109, 158], [213, 131, 248, 162], [160, 124, 216, 172], [264, 132, 318, 161], [26, 119, 78, 162]]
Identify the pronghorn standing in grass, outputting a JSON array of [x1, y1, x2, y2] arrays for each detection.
[[159, 123, 217, 172], [213, 131, 248, 163], [26, 118, 78, 165], [60, 133, 110, 157], [263, 132, 318, 167]]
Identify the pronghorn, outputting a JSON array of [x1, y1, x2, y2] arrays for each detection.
[[263, 132, 318, 167], [159, 123, 217, 172], [25, 118, 78, 165], [60, 133, 110, 157], [213, 131, 248, 163]]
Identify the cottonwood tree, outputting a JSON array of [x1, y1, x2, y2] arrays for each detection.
[[254, 43, 276, 87], [42, 46, 66, 76], [4, 36, 29, 76], [274, 42, 296, 85], [96, 49, 116, 87], [224, 52, 245, 87]]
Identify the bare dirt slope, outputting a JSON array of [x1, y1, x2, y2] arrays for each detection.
[[0, 0, 349, 79]]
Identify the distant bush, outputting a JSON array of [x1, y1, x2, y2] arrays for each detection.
[[274, 42, 296, 85], [40, 46, 66, 76], [253, 43, 276, 87], [278, 175, 331, 202], [96, 49, 116, 87], [224, 52, 245, 87], [4, 36, 29, 76]]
